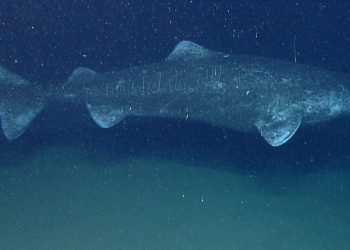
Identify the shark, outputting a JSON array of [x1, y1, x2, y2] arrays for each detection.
[[1, 41, 350, 146]]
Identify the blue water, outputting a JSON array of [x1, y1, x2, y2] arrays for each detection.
[[1, 1, 350, 249]]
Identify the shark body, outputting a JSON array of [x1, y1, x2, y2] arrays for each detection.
[[1, 41, 350, 146]]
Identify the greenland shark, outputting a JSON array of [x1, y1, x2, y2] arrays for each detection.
[[1, 41, 350, 146]]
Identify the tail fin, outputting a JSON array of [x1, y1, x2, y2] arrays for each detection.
[[0, 66, 46, 140]]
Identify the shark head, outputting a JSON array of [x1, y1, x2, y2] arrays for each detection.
[[254, 82, 350, 147]]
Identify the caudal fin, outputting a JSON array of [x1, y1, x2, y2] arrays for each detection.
[[0, 66, 46, 140]]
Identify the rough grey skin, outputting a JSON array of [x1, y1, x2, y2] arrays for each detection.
[[1, 41, 350, 146]]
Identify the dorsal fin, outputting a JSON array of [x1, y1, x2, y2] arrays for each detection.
[[63, 67, 96, 99], [166, 41, 221, 62], [65, 67, 96, 87]]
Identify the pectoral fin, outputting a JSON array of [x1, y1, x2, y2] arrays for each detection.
[[255, 108, 302, 147]]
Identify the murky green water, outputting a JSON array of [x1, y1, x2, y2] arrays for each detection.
[[0, 146, 349, 250]]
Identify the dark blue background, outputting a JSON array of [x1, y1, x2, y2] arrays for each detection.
[[1, 1, 349, 83], [0, 1, 350, 175]]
